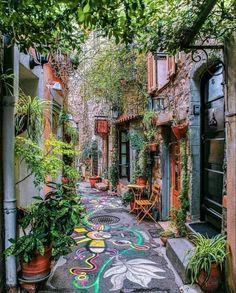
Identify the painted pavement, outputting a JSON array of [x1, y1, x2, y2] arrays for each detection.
[[43, 182, 180, 293]]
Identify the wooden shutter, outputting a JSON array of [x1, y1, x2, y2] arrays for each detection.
[[167, 56, 176, 78], [147, 52, 157, 93]]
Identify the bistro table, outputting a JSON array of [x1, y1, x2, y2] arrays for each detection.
[[127, 184, 146, 214]]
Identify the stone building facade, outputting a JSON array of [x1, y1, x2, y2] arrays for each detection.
[[147, 36, 236, 291]]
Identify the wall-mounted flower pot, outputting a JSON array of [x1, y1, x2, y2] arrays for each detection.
[[148, 143, 158, 152], [89, 176, 101, 188], [197, 263, 221, 292], [171, 123, 188, 140], [136, 177, 147, 186], [21, 246, 52, 280]]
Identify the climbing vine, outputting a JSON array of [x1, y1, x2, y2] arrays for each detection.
[[170, 138, 189, 236]]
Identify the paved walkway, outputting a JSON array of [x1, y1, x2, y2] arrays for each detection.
[[42, 182, 181, 293]]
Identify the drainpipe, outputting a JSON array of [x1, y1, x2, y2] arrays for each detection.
[[2, 37, 17, 292]]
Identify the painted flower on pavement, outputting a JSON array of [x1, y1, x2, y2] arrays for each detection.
[[103, 258, 166, 291]]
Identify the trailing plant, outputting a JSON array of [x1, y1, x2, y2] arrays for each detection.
[[64, 123, 79, 145], [128, 130, 145, 152], [170, 139, 189, 236], [15, 135, 78, 187], [109, 147, 119, 189], [186, 233, 227, 284], [142, 111, 155, 130], [5, 182, 85, 262], [122, 191, 134, 207], [15, 93, 51, 142]]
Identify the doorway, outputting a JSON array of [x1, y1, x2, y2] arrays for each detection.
[[200, 64, 225, 230], [170, 142, 181, 209]]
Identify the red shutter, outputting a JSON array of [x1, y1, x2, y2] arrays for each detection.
[[167, 56, 176, 78], [147, 52, 157, 93]]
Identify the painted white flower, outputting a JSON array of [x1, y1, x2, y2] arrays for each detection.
[[104, 258, 166, 291]]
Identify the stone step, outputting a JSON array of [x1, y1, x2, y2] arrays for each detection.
[[166, 237, 194, 284]]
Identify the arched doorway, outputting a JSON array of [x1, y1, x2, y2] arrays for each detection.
[[200, 64, 225, 230]]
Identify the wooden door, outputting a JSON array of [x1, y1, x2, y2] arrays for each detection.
[[201, 65, 225, 230], [170, 142, 181, 209]]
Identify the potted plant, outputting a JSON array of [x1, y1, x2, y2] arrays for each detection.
[[122, 191, 134, 208], [159, 229, 175, 246], [171, 119, 188, 140], [186, 233, 227, 292], [5, 182, 85, 281], [144, 129, 158, 152]]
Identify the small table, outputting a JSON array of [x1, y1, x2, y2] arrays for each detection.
[[127, 184, 146, 213]]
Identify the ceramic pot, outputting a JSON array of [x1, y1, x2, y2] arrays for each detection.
[[21, 246, 51, 280], [197, 263, 221, 292], [89, 176, 101, 188]]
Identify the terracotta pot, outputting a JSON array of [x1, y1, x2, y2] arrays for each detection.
[[148, 143, 158, 152], [21, 246, 51, 280], [136, 177, 146, 186], [197, 263, 221, 292], [89, 176, 101, 188], [171, 123, 188, 140]]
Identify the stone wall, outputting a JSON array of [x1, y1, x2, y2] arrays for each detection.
[[225, 33, 236, 293]]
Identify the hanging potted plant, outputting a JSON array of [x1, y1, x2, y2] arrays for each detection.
[[144, 129, 158, 152], [186, 233, 227, 292], [171, 118, 188, 140]]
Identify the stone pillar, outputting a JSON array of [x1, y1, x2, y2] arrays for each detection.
[[225, 33, 236, 293]]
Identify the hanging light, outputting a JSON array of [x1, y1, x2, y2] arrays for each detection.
[[111, 105, 119, 120]]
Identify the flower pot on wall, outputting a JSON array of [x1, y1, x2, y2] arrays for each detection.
[[171, 123, 188, 140], [148, 143, 158, 152], [21, 246, 52, 280], [197, 263, 221, 292]]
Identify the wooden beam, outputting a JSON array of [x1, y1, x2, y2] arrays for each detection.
[[180, 0, 218, 49]]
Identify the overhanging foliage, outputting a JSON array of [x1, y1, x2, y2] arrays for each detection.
[[0, 1, 235, 53]]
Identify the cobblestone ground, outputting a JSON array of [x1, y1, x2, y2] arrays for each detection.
[[42, 182, 181, 293]]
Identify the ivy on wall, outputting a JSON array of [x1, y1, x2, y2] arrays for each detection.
[[78, 40, 147, 114]]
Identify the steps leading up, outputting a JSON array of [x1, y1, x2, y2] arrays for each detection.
[[166, 237, 194, 284]]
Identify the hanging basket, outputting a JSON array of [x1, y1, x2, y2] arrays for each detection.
[[171, 123, 188, 140]]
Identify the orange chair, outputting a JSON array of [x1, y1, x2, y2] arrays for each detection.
[[135, 183, 161, 223]]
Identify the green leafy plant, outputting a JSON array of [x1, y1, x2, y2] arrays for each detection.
[[122, 191, 134, 207], [15, 135, 78, 187], [64, 123, 79, 144], [170, 139, 189, 236], [5, 182, 85, 262], [142, 111, 156, 130], [159, 229, 175, 238], [128, 130, 145, 152], [186, 233, 227, 284], [109, 147, 119, 189]]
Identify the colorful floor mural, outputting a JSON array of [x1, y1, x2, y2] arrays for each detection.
[[44, 182, 180, 293]]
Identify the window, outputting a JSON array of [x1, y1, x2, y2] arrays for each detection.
[[119, 130, 130, 180], [147, 52, 177, 94]]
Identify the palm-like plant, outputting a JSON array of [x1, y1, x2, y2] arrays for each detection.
[[186, 233, 227, 284]]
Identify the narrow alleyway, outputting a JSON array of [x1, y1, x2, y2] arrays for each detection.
[[41, 182, 181, 293]]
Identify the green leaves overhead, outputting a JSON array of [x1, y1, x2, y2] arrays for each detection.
[[0, 0, 235, 53]]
